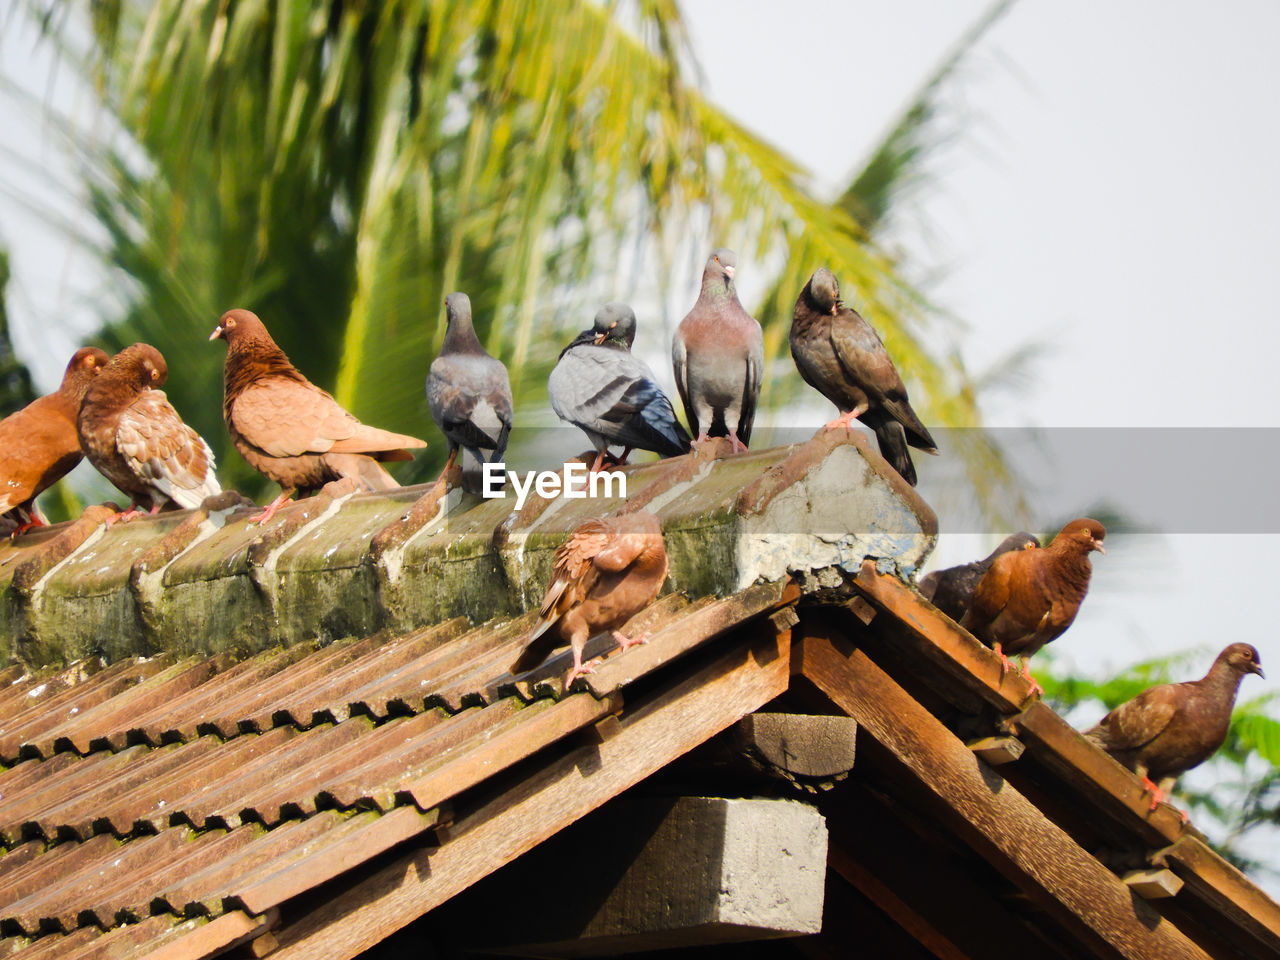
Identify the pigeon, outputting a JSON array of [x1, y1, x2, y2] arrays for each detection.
[[0, 347, 108, 534], [210, 309, 427, 523], [672, 249, 763, 452], [426, 292, 513, 476], [960, 518, 1106, 695], [919, 532, 1040, 622], [549, 302, 691, 472], [791, 268, 937, 485], [511, 510, 669, 687], [1086, 643, 1263, 811], [77, 343, 222, 518]]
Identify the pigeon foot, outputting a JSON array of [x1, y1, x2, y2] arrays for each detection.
[[1140, 775, 1165, 811], [1020, 659, 1044, 697], [612, 630, 651, 652], [564, 657, 600, 688], [250, 491, 294, 526], [9, 516, 46, 539]]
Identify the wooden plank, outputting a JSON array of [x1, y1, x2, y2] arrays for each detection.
[[852, 561, 1032, 714], [401, 692, 623, 813], [1008, 700, 1185, 845], [140, 909, 277, 960], [1123, 869, 1183, 900], [582, 580, 792, 699], [263, 624, 792, 960], [1157, 835, 1280, 953], [232, 806, 440, 916], [966, 735, 1025, 766], [798, 636, 1211, 960]]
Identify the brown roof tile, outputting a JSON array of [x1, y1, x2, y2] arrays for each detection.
[[0, 577, 794, 955]]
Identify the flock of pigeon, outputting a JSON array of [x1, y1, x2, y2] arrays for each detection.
[[0, 248, 1263, 817]]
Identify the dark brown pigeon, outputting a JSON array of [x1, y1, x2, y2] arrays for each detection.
[[511, 510, 669, 687], [549, 303, 691, 472], [791, 267, 937, 485], [426, 292, 512, 476], [0, 347, 108, 534], [672, 249, 763, 452], [1086, 643, 1263, 811], [960, 518, 1106, 695], [210, 309, 427, 523], [77, 344, 222, 518], [919, 532, 1040, 622]]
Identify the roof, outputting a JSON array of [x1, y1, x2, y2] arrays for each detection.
[[0, 432, 1275, 959]]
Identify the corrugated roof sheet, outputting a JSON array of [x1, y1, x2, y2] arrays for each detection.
[[0, 581, 795, 958]]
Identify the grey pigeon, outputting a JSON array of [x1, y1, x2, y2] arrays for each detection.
[[1086, 643, 1263, 811], [426, 292, 513, 475], [672, 249, 763, 452], [919, 532, 1040, 622], [550, 302, 692, 472], [791, 267, 937, 485]]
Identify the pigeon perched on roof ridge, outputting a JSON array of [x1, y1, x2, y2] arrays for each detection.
[[511, 510, 669, 687], [919, 531, 1040, 622], [790, 267, 936, 485], [960, 517, 1106, 695], [672, 248, 763, 453], [1085, 642, 1263, 812], [426, 292, 513, 479], [210, 308, 427, 524], [77, 343, 221, 520], [0, 346, 108, 535], [549, 302, 691, 472]]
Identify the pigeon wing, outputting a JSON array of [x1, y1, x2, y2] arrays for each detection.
[[116, 390, 221, 509]]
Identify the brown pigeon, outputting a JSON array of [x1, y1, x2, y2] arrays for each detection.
[[426, 292, 513, 475], [511, 510, 669, 686], [791, 268, 937, 485], [0, 347, 108, 534], [960, 517, 1106, 695], [77, 344, 222, 518], [672, 249, 763, 453], [210, 309, 427, 523], [919, 532, 1040, 622], [1086, 643, 1263, 811]]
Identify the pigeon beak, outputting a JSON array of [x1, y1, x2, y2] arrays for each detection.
[[1092, 540, 1106, 555], [209, 326, 224, 341], [1252, 664, 1266, 679], [723, 265, 736, 280], [593, 332, 607, 345]]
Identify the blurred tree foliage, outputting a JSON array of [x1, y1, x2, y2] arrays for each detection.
[[1038, 650, 1280, 878], [0, 249, 37, 417], [16, 0, 1021, 505]]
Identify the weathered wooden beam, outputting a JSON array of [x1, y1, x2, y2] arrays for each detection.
[[259, 624, 792, 960], [1154, 835, 1280, 955], [736, 712, 856, 779], [449, 796, 826, 957], [797, 635, 1211, 960], [1006, 700, 1185, 845], [1123, 868, 1183, 900], [852, 560, 1033, 713], [966, 735, 1025, 766]]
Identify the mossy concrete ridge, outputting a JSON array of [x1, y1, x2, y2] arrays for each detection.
[[0, 431, 936, 667]]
